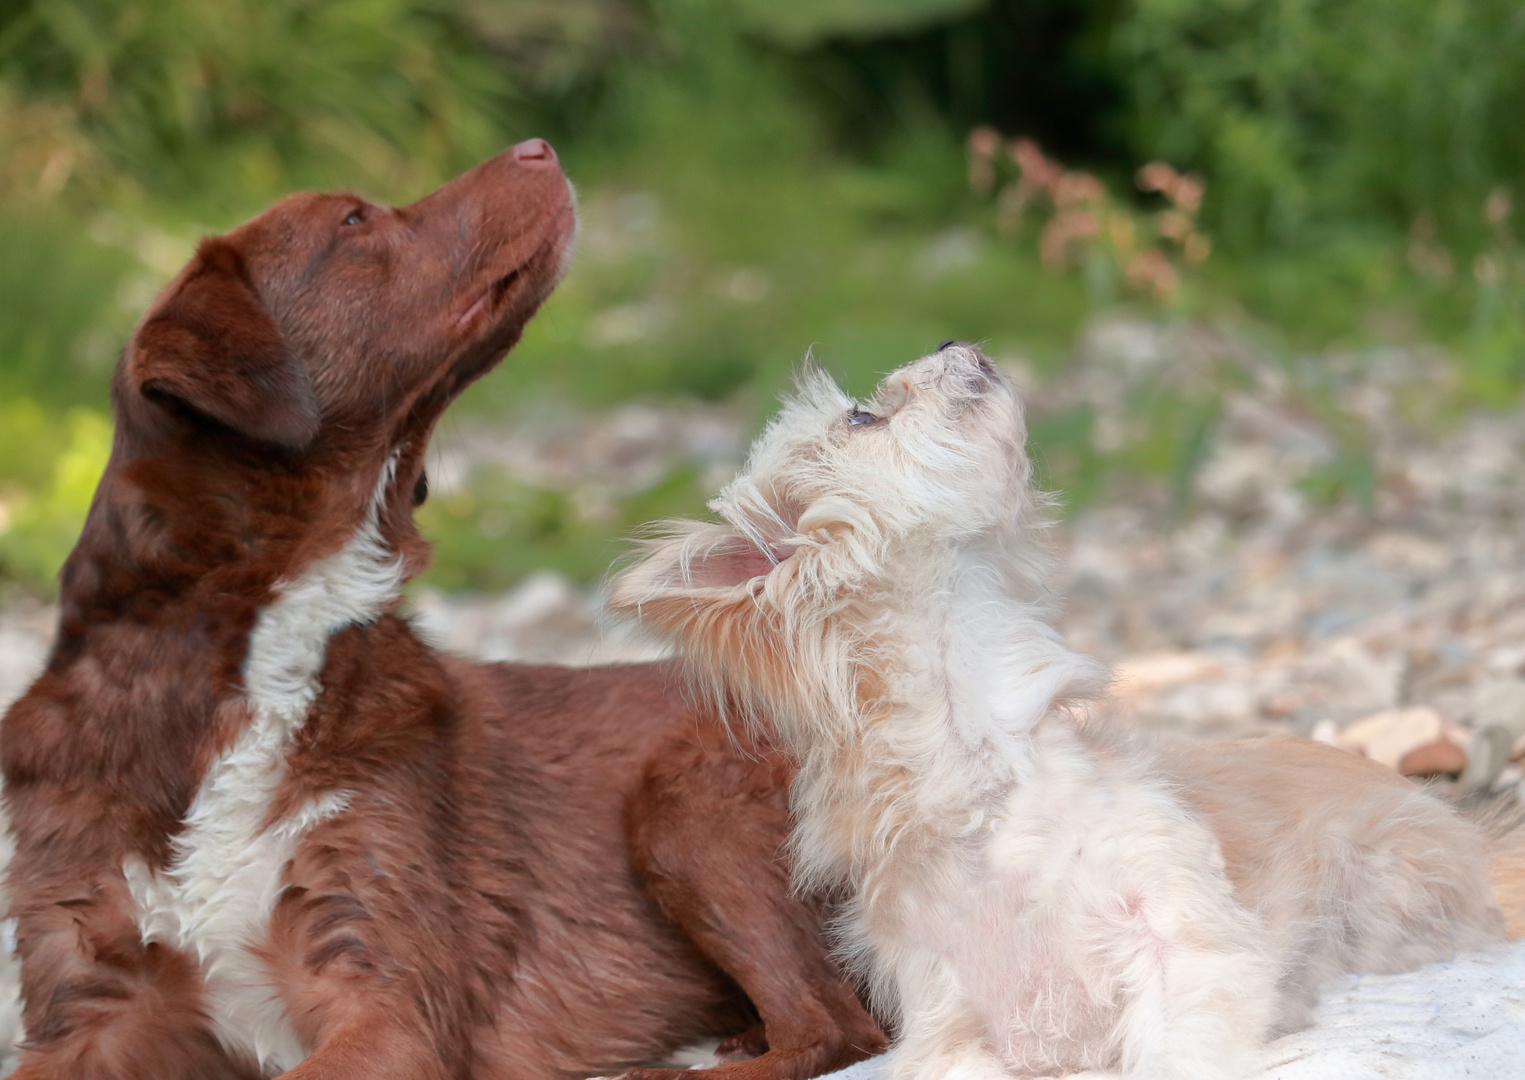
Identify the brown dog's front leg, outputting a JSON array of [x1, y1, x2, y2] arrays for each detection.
[[263, 856, 459, 1080], [8, 892, 258, 1080], [265, 928, 457, 1080], [275, 1005, 451, 1080], [627, 738, 886, 1080]]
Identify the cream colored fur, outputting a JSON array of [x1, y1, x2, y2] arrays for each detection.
[[610, 347, 1511, 1080]]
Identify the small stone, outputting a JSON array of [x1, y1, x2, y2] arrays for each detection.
[[1112, 652, 1225, 697], [1459, 724, 1516, 794], [1262, 691, 1302, 717], [1471, 679, 1525, 739], [1338, 706, 1444, 769], [1398, 739, 1466, 778]]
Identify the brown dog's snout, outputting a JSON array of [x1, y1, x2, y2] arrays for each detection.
[[512, 138, 557, 164]]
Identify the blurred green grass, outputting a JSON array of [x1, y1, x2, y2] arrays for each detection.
[[2, 0, 1523, 595]]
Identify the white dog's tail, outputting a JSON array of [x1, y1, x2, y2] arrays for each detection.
[[1492, 843, 1525, 939], [1480, 803, 1525, 938]]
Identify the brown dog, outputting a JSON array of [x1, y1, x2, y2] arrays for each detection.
[[0, 141, 884, 1080]]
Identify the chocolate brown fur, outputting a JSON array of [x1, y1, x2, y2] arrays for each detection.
[[2, 142, 883, 1080]]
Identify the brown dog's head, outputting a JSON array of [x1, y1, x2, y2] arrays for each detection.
[[96, 139, 574, 589], [126, 138, 573, 452]]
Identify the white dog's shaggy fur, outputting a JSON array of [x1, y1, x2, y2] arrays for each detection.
[[610, 345, 1517, 1080]]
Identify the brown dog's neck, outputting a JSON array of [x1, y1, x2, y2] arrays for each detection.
[[11, 434, 414, 842], [49, 410, 414, 690]]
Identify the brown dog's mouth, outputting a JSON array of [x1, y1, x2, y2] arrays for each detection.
[[453, 266, 522, 331], [455, 275, 507, 331], [453, 203, 576, 334], [490, 267, 523, 307]]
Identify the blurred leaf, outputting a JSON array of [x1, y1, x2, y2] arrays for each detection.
[[0, 208, 135, 407], [461, 0, 640, 93], [1296, 455, 1375, 512], [726, 0, 988, 45], [0, 407, 111, 589], [1120, 0, 1525, 253], [0, 0, 517, 209], [1027, 406, 1103, 512], [417, 463, 711, 591], [0, 399, 66, 491], [1462, 317, 1525, 408]]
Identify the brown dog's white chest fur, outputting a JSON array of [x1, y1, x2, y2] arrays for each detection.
[[124, 460, 402, 1073]]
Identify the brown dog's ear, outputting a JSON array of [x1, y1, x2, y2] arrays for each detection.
[[130, 239, 320, 449]]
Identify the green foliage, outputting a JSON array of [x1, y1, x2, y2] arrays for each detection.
[[1120, 0, 1525, 253], [0, 0, 516, 211], [1, 0, 1524, 595], [727, 0, 988, 45], [1296, 455, 1375, 512], [0, 407, 112, 586], [417, 465, 713, 592], [1027, 407, 1104, 510], [0, 209, 136, 406]]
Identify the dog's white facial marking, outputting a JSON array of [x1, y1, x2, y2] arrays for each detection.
[[127, 455, 403, 1074]]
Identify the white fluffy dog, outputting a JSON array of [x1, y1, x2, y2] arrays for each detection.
[[609, 345, 1518, 1080]]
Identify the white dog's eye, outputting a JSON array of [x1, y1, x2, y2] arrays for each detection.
[[847, 409, 880, 427]]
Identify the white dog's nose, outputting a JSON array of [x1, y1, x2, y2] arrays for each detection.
[[931, 343, 997, 389]]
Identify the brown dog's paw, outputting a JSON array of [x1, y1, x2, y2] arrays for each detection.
[[623, 1041, 880, 1080], [713, 1024, 769, 1062]]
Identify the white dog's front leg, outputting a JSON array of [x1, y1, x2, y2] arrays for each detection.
[[889, 1032, 1012, 1080], [1108, 891, 1275, 1080], [886, 951, 1011, 1080]]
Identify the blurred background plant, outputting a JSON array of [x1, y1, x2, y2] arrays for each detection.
[[0, 0, 1522, 595], [967, 127, 1210, 302]]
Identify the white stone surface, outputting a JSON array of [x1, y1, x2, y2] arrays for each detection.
[[816, 942, 1525, 1080]]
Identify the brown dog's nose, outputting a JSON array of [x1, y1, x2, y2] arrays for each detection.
[[513, 138, 557, 164]]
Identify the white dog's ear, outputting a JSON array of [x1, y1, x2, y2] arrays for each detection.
[[677, 531, 783, 589], [609, 521, 787, 634], [618, 522, 781, 592]]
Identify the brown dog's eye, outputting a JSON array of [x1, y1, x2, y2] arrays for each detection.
[[342, 210, 363, 226], [847, 409, 880, 427], [412, 471, 429, 507]]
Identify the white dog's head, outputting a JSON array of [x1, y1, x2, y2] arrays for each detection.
[[609, 343, 1049, 731], [722, 343, 1032, 569]]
